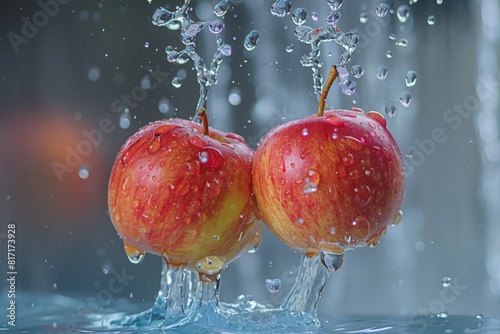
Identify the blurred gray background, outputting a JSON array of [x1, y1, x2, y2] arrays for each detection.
[[1, 0, 499, 321]]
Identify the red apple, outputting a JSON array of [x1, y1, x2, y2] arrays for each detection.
[[108, 118, 262, 274], [252, 67, 404, 257]]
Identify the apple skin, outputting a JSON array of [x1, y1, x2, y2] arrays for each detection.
[[252, 109, 404, 255], [108, 119, 262, 272]]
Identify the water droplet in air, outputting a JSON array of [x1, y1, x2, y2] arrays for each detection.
[[292, 8, 307, 25], [311, 12, 319, 21], [185, 22, 206, 38], [213, 0, 230, 17], [400, 91, 412, 107], [386, 50, 393, 58], [442, 276, 451, 288], [327, 0, 344, 11], [475, 314, 483, 319], [52, 322, 57, 329], [320, 251, 344, 271], [376, 3, 390, 17], [427, 15, 436, 25], [271, 0, 291, 17], [397, 5, 410, 23], [285, 43, 294, 53], [265, 278, 282, 293], [437, 0, 443, 4], [144, 41, 150, 48], [339, 51, 352, 66], [377, 65, 388, 80], [219, 43, 232, 56], [119, 112, 130, 129], [359, 12, 368, 23], [385, 103, 396, 117], [351, 65, 364, 78], [102, 261, 112, 275], [405, 147, 415, 158], [244, 30, 259, 51], [172, 76, 182, 88], [406, 70, 417, 87], [78, 167, 90, 179], [437, 312, 448, 319], [396, 38, 408, 47], [341, 80, 356, 95], [209, 20, 225, 34], [389, 33, 397, 40], [53, 283, 58, 290], [198, 147, 224, 168]]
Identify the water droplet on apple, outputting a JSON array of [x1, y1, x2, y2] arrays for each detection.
[[382, 148, 392, 161], [128, 253, 145, 264], [196, 255, 224, 275], [213, 235, 220, 241], [320, 251, 344, 271], [301, 128, 309, 136], [147, 137, 161, 153], [297, 218, 304, 224], [343, 136, 364, 151], [198, 147, 224, 168], [303, 169, 320, 194], [121, 151, 133, 165], [204, 179, 222, 198], [342, 153, 355, 166], [325, 114, 345, 127], [354, 185, 372, 207], [154, 123, 178, 136], [366, 111, 387, 127], [265, 278, 282, 293], [351, 216, 370, 240], [391, 210, 404, 226], [190, 134, 205, 148], [330, 227, 336, 235], [123, 243, 145, 264]]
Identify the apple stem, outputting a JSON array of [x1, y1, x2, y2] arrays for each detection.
[[197, 107, 210, 136], [316, 65, 339, 117]]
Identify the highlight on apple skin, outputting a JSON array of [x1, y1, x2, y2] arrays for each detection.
[[108, 119, 262, 274], [252, 109, 404, 257]]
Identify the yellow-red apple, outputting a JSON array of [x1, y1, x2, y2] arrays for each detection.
[[108, 119, 262, 273], [252, 109, 404, 256]]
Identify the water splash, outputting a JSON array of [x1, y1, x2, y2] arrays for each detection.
[[153, 0, 231, 116], [279, 1, 359, 98]]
